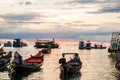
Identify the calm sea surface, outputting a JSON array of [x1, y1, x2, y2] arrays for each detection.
[[0, 45, 120, 80]]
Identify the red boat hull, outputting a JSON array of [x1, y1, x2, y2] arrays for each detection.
[[12, 53, 44, 76]]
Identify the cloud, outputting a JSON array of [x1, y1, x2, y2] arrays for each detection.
[[100, 6, 120, 13], [63, 0, 119, 5], [0, 23, 119, 42], [0, 30, 104, 38], [56, 0, 120, 13], [55, 0, 107, 5], [67, 0, 107, 4], [0, 13, 37, 34], [0, 28, 112, 42], [0, 12, 51, 26], [0, 13, 36, 22], [18, 1, 32, 5], [0, 0, 119, 42], [0, 13, 38, 33], [0, 10, 119, 42], [88, 5, 120, 13]]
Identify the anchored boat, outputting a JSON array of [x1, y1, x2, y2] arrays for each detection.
[[34, 38, 59, 48], [85, 41, 91, 50], [108, 32, 120, 53], [59, 53, 82, 80], [41, 48, 51, 54], [4, 41, 12, 47], [13, 39, 27, 47], [79, 40, 85, 49], [10, 51, 44, 76]]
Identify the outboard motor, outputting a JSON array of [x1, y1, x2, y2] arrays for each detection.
[[59, 58, 66, 65]]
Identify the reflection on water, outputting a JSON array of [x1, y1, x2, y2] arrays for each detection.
[[11, 75, 22, 80], [9, 68, 41, 80], [108, 53, 120, 80], [0, 45, 120, 80], [60, 71, 81, 80]]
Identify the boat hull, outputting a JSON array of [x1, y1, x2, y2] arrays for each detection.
[[60, 65, 81, 74], [59, 53, 82, 80], [79, 47, 84, 49], [35, 45, 59, 48], [60, 64, 82, 80], [13, 63, 42, 75], [60, 70, 81, 80], [42, 48, 51, 54], [11, 52, 44, 76]]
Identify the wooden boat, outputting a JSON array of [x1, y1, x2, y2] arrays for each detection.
[[41, 48, 51, 54], [79, 40, 85, 49], [85, 41, 91, 50], [108, 32, 120, 53], [0, 51, 12, 70], [13, 39, 27, 47], [59, 53, 82, 80], [13, 39, 22, 47], [92, 44, 106, 49], [4, 41, 12, 47], [11, 51, 44, 76], [34, 38, 59, 48]]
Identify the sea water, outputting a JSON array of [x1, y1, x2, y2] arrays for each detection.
[[0, 45, 119, 80]]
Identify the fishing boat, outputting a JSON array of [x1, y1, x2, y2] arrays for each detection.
[[13, 39, 27, 47], [41, 48, 51, 54], [59, 53, 82, 80], [85, 41, 91, 50], [34, 38, 59, 48], [93, 44, 106, 49], [0, 51, 12, 70], [10, 51, 44, 76], [4, 41, 12, 47], [79, 40, 85, 49], [108, 32, 120, 53], [13, 39, 22, 47]]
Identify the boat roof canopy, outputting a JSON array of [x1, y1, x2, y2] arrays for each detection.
[[62, 53, 79, 57]]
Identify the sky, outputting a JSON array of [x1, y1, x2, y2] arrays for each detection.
[[0, 0, 120, 42]]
